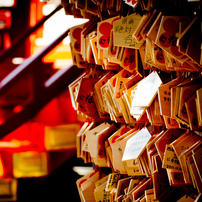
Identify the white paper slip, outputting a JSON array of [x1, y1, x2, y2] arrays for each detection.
[[122, 127, 152, 161], [131, 71, 162, 108]]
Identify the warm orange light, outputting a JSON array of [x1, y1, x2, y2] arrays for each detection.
[[30, 6, 88, 68], [0, 140, 30, 149], [0, 154, 5, 178], [13, 105, 23, 113], [0, 119, 5, 125], [3, 32, 11, 49], [42, 41, 72, 69], [2, 122, 45, 152]]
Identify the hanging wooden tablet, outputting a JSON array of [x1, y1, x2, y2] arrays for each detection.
[[97, 16, 120, 50], [155, 16, 189, 63], [158, 77, 183, 117], [196, 87, 202, 126], [120, 48, 138, 73], [76, 77, 99, 119], [113, 13, 143, 49], [185, 21, 201, 65], [147, 12, 162, 42]]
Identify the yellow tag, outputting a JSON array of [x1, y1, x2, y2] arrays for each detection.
[[13, 151, 48, 178], [45, 124, 80, 150], [162, 145, 182, 171], [105, 173, 120, 192]]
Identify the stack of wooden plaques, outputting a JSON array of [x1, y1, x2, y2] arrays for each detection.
[[63, 0, 202, 201]]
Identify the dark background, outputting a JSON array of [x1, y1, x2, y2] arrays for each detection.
[[17, 155, 84, 202]]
